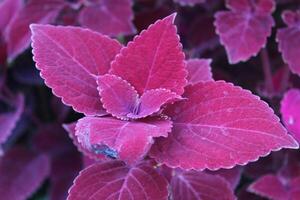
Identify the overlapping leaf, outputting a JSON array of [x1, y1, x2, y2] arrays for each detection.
[[170, 169, 236, 200], [0, 0, 23, 32], [4, 0, 66, 61], [277, 10, 300, 76], [76, 116, 172, 164], [248, 174, 300, 200], [97, 74, 181, 119], [280, 89, 300, 143], [110, 14, 187, 96], [31, 24, 122, 115], [68, 160, 168, 200], [150, 81, 298, 170], [214, 0, 275, 64], [186, 58, 213, 85], [0, 147, 50, 200], [78, 0, 135, 36], [0, 94, 24, 152]]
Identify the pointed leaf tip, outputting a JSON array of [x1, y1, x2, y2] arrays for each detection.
[[151, 81, 298, 170], [110, 13, 187, 96]]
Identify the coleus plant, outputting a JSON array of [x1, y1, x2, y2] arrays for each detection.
[[30, 12, 299, 199]]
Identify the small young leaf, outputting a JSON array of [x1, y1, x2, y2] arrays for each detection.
[[0, 147, 50, 200], [280, 89, 300, 143], [75, 116, 172, 164], [68, 160, 169, 200], [127, 88, 181, 119], [171, 169, 236, 200], [214, 0, 275, 64], [110, 13, 187, 96], [4, 0, 66, 61], [97, 74, 139, 119], [277, 10, 300, 76], [97, 74, 181, 119], [78, 0, 136, 36], [150, 81, 298, 170], [31, 24, 122, 115], [186, 58, 213, 85], [0, 94, 24, 152]]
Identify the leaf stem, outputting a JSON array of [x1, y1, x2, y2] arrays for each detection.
[[260, 48, 274, 94]]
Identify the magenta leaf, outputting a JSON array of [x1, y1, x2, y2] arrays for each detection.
[[280, 89, 300, 143], [171, 169, 236, 200], [127, 88, 181, 119], [68, 160, 168, 200], [63, 122, 106, 161], [186, 58, 213, 85], [214, 0, 275, 64], [4, 0, 66, 61], [110, 13, 187, 96], [97, 74, 139, 119], [248, 174, 288, 200], [78, 0, 136, 36], [97, 74, 181, 119], [75, 116, 172, 164], [0, 0, 23, 32], [150, 81, 298, 170], [277, 10, 300, 76], [0, 94, 24, 152], [31, 24, 122, 116], [173, 0, 206, 6], [0, 147, 50, 200]]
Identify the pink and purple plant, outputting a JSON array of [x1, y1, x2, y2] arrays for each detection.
[[1, 0, 300, 199], [29, 12, 298, 199]]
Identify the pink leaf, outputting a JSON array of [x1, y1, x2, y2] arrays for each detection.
[[75, 116, 172, 164], [0, 0, 23, 32], [0, 94, 24, 152], [110, 13, 187, 96], [97, 74, 138, 119], [68, 160, 168, 200], [97, 74, 181, 119], [4, 0, 66, 61], [127, 88, 181, 119], [277, 10, 300, 76], [78, 0, 136, 36], [63, 122, 106, 161], [173, 0, 206, 6], [186, 58, 213, 85], [171, 169, 236, 200], [248, 174, 288, 200], [214, 0, 275, 64], [150, 81, 298, 170], [31, 24, 122, 116], [0, 147, 50, 200], [280, 89, 300, 143]]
